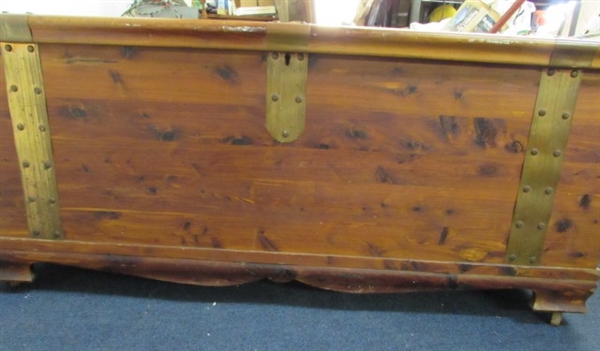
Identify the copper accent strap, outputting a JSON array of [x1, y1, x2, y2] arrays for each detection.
[[2, 42, 63, 240], [505, 68, 582, 265]]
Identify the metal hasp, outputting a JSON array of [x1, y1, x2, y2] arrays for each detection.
[[266, 51, 308, 143], [505, 68, 582, 265], [2, 42, 64, 240]]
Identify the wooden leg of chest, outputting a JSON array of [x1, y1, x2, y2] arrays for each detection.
[[530, 287, 593, 325], [550, 312, 563, 327], [0, 260, 34, 285]]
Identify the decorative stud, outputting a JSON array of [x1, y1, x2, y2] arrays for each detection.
[[522, 186, 531, 193], [570, 70, 579, 78], [282, 130, 290, 138], [22, 161, 30, 168], [27, 45, 34, 53], [271, 52, 279, 60], [530, 148, 539, 156], [4, 44, 13, 52], [561, 112, 570, 120], [509, 254, 517, 261], [43, 161, 52, 170], [295, 96, 303, 103], [537, 222, 546, 230], [529, 256, 538, 264], [39, 125, 46, 132], [515, 221, 524, 228], [553, 150, 562, 157], [271, 94, 279, 102], [538, 109, 546, 117], [547, 68, 555, 76], [16, 123, 25, 131], [10, 85, 18, 92], [34, 87, 42, 95], [297, 53, 305, 61], [545, 187, 554, 195]]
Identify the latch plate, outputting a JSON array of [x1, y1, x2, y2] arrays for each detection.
[[266, 52, 308, 143]]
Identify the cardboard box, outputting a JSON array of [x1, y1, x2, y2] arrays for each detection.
[[258, 0, 274, 6], [240, 0, 258, 7]]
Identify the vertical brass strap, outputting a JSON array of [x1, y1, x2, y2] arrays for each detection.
[[265, 24, 310, 143], [266, 51, 308, 143], [2, 42, 63, 240], [505, 68, 582, 265]]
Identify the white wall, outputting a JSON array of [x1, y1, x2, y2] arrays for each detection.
[[0, 0, 132, 17], [575, 0, 600, 36], [314, 0, 360, 26]]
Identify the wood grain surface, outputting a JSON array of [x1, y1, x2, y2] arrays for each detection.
[[0, 19, 598, 307], [5, 14, 595, 68]]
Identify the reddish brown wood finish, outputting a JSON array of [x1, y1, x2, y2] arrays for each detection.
[[0, 15, 599, 320]]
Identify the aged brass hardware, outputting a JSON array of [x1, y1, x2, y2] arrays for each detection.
[[266, 51, 308, 143], [0, 14, 32, 42], [505, 68, 582, 265], [2, 42, 64, 240]]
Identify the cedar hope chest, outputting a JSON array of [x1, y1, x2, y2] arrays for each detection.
[[0, 14, 599, 325]]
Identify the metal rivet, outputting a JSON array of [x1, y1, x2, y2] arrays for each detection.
[[27, 45, 34, 53], [537, 222, 546, 230], [271, 52, 279, 60], [538, 109, 546, 117], [553, 150, 562, 157], [530, 148, 539, 156], [34, 87, 42, 95], [509, 254, 517, 261], [22, 161, 30, 168], [39, 125, 46, 132], [4, 44, 12, 52], [516, 221, 524, 228], [522, 185, 531, 193], [271, 94, 279, 102], [10, 85, 18, 92], [529, 256, 538, 264], [49, 198, 56, 205], [53, 230, 61, 238], [547, 68, 555, 76], [43, 161, 52, 170], [16, 123, 25, 131], [570, 70, 579, 78], [545, 187, 554, 195], [32, 230, 40, 237], [28, 196, 36, 203], [297, 53, 305, 61], [561, 113, 570, 120], [282, 130, 290, 138], [295, 96, 303, 103]]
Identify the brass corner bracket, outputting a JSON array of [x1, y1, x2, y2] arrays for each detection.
[[2, 42, 64, 240], [505, 67, 583, 265], [0, 14, 32, 42]]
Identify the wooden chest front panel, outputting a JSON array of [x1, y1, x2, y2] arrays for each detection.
[[1, 41, 573, 267], [1, 36, 598, 273], [1, 16, 599, 321]]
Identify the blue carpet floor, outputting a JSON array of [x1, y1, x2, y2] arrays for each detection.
[[1, 263, 598, 351]]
